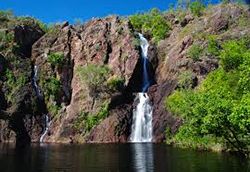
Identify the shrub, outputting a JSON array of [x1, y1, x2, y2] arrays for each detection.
[[47, 52, 64, 66], [73, 111, 89, 132], [107, 76, 125, 91], [76, 64, 110, 95], [85, 101, 109, 131], [129, 8, 171, 42], [166, 43, 250, 155], [220, 39, 249, 71], [44, 76, 61, 98], [189, 1, 205, 17], [187, 44, 203, 61], [48, 103, 61, 118], [177, 70, 194, 89], [0, 31, 14, 51], [207, 35, 220, 56], [4, 69, 27, 102], [73, 101, 109, 133], [16, 16, 48, 32], [5, 69, 15, 86], [0, 10, 13, 22]]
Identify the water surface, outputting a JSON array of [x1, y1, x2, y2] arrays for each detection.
[[0, 143, 249, 172]]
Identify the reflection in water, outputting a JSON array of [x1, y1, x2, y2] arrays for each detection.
[[133, 143, 154, 172], [0, 143, 249, 172]]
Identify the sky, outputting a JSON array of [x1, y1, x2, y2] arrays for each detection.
[[0, 0, 223, 24]]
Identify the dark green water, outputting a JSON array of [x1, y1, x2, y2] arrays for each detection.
[[0, 143, 249, 172]]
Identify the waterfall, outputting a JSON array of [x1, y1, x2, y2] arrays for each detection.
[[139, 33, 150, 93], [130, 34, 153, 142], [39, 114, 51, 143], [32, 65, 42, 99], [32, 65, 51, 143]]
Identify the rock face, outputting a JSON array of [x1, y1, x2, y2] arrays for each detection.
[[148, 3, 249, 142], [0, 19, 45, 146], [31, 16, 141, 143], [0, 4, 249, 145]]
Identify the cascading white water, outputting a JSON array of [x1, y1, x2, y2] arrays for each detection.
[[32, 65, 51, 143], [33, 65, 42, 99], [130, 34, 153, 143], [39, 114, 51, 143], [139, 33, 150, 93]]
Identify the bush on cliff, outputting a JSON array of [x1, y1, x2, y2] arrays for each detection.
[[165, 38, 250, 155], [189, 1, 205, 16], [47, 52, 64, 67], [129, 8, 171, 42], [107, 75, 125, 92], [76, 64, 110, 96], [73, 101, 109, 133], [187, 44, 203, 61], [207, 35, 220, 56]]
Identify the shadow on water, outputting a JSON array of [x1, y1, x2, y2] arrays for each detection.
[[0, 143, 249, 172]]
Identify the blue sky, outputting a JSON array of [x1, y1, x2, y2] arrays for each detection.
[[0, 0, 221, 24]]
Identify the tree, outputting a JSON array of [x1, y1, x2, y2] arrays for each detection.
[[166, 39, 250, 156], [76, 64, 110, 96]]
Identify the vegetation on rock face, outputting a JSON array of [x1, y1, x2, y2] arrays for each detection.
[[76, 64, 110, 95], [44, 76, 61, 99], [207, 35, 220, 56], [166, 38, 250, 155], [177, 70, 194, 89], [73, 101, 109, 133], [129, 8, 171, 42], [189, 1, 205, 16], [47, 52, 64, 67], [187, 44, 203, 61], [107, 75, 125, 92]]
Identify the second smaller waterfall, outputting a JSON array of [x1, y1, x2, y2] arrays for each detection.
[[39, 114, 51, 143], [32, 65, 51, 143], [32, 65, 42, 99]]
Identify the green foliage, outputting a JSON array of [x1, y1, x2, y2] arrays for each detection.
[[187, 44, 203, 61], [43, 76, 61, 99], [76, 64, 110, 94], [177, 70, 194, 89], [16, 16, 48, 32], [47, 52, 64, 66], [169, 124, 222, 150], [5, 69, 15, 86], [177, 0, 191, 9], [189, 1, 205, 17], [107, 76, 125, 91], [129, 8, 171, 42], [48, 103, 61, 118], [222, 0, 230, 4], [73, 111, 89, 133], [73, 101, 109, 133], [0, 31, 14, 51], [0, 10, 13, 22], [207, 35, 220, 56], [220, 39, 249, 71], [46, 24, 60, 35], [166, 39, 250, 155], [4, 68, 27, 102]]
